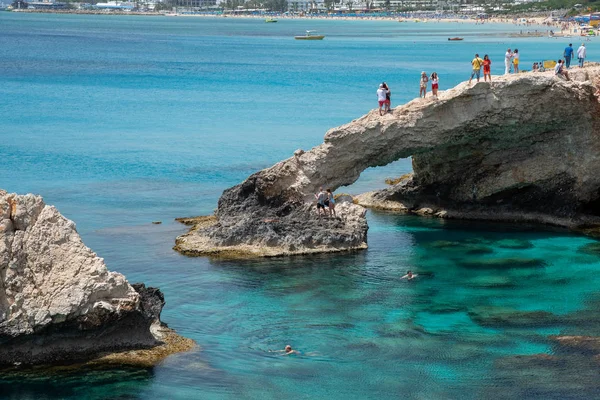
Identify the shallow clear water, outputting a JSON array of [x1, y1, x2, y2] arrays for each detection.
[[2, 13, 600, 399]]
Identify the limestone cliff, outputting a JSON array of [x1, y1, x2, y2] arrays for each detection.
[[0, 190, 193, 367], [176, 66, 600, 258]]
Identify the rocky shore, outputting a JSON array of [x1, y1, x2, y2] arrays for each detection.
[[176, 66, 600, 258], [0, 190, 194, 368]]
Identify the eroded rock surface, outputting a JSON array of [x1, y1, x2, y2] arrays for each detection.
[[175, 201, 367, 257], [177, 67, 600, 258], [0, 191, 192, 367]]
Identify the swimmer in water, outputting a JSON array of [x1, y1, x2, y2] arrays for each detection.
[[400, 270, 418, 280], [284, 345, 299, 355]]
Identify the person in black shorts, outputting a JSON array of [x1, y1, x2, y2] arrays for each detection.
[[314, 187, 327, 217]]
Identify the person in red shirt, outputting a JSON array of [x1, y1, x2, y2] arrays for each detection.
[[483, 54, 492, 82]]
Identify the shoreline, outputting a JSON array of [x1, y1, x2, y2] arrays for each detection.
[[8, 9, 577, 33], [6, 9, 560, 27]]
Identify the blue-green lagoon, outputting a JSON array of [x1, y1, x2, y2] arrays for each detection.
[[2, 13, 600, 399]]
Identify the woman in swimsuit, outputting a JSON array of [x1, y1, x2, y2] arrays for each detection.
[[483, 54, 492, 82], [430, 72, 439, 99], [419, 72, 428, 98]]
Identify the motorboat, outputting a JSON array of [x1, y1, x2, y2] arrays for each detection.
[[448, 37, 463, 41], [294, 30, 325, 40], [265, 18, 278, 23]]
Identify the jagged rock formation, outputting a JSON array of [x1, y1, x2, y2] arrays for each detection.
[[0, 190, 194, 367], [176, 67, 600, 258], [175, 201, 368, 257]]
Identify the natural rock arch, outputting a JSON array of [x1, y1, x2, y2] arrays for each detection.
[[175, 68, 600, 258]]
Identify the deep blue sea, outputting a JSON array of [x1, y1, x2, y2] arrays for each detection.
[[2, 12, 600, 399]]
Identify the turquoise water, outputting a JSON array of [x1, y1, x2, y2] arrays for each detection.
[[2, 13, 600, 399]]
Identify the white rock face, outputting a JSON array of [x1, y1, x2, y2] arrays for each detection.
[[0, 191, 139, 337], [243, 69, 600, 206]]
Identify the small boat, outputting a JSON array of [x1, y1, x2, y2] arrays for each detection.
[[294, 30, 325, 40], [265, 18, 278, 23], [448, 37, 463, 41]]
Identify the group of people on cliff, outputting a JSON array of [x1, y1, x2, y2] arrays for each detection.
[[467, 49, 519, 84], [376, 82, 392, 115], [418, 72, 439, 99], [314, 187, 336, 218], [376, 72, 439, 112], [376, 42, 589, 114]]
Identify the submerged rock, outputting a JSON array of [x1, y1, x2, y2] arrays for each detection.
[[428, 240, 494, 255], [550, 335, 600, 356], [177, 68, 600, 258], [495, 239, 534, 250], [458, 257, 546, 269], [466, 275, 515, 288], [468, 306, 560, 328], [0, 191, 193, 367], [578, 242, 600, 256]]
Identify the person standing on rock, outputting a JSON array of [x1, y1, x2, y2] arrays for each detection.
[[512, 49, 520, 74], [315, 187, 327, 217], [419, 72, 428, 98], [326, 188, 337, 218], [577, 43, 586, 68], [469, 53, 484, 84], [564, 43, 574, 68], [377, 84, 388, 116], [483, 55, 492, 82], [504, 48, 513, 74], [430, 72, 439, 98], [383, 82, 391, 112]]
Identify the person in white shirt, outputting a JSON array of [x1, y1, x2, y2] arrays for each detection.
[[505, 48, 513, 74], [376, 83, 388, 116], [577, 43, 587, 68]]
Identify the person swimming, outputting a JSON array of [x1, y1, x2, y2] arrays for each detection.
[[284, 345, 299, 355], [400, 270, 418, 280]]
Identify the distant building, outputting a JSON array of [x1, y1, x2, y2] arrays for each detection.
[[27, 0, 67, 8], [94, 1, 135, 9]]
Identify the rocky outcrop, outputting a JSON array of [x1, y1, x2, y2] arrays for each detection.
[[175, 201, 368, 257], [176, 67, 600, 258], [0, 190, 193, 367]]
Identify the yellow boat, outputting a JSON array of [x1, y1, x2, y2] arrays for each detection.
[[295, 30, 325, 40]]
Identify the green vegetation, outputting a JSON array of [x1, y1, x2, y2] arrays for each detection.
[[154, 1, 173, 10]]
